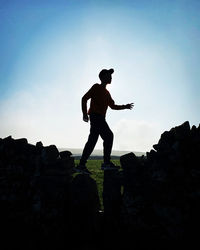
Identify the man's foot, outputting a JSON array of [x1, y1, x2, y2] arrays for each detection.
[[101, 162, 120, 170], [75, 164, 92, 175]]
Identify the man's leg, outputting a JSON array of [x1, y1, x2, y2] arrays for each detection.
[[99, 120, 114, 164], [80, 116, 99, 165]]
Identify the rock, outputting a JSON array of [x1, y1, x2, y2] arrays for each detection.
[[69, 174, 100, 240], [120, 152, 140, 171], [36, 141, 43, 148], [103, 169, 121, 217], [43, 158, 74, 176], [153, 130, 175, 152], [15, 138, 28, 145], [71, 174, 100, 212], [3, 135, 12, 142], [41, 145, 59, 164], [59, 150, 72, 159], [174, 121, 190, 140], [146, 149, 156, 162]]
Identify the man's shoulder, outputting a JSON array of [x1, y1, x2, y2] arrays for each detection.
[[90, 83, 100, 91], [92, 83, 100, 88]]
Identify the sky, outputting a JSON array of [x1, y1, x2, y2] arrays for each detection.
[[0, 0, 199, 152]]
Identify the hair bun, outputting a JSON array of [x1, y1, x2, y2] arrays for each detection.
[[109, 68, 114, 74]]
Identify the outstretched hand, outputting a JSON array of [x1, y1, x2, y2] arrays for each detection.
[[125, 103, 134, 110], [83, 114, 89, 122]]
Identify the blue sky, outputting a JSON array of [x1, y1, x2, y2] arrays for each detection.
[[0, 0, 199, 152]]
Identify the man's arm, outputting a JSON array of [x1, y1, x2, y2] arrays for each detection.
[[81, 85, 96, 122], [109, 102, 134, 110], [82, 94, 89, 122]]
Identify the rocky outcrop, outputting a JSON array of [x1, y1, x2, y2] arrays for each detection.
[[118, 121, 200, 247], [0, 136, 100, 249]]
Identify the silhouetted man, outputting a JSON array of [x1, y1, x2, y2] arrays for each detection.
[[76, 68, 134, 174]]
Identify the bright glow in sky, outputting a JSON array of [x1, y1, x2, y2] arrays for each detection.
[[0, 0, 199, 152]]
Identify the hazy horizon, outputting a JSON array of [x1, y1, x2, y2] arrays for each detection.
[[59, 147, 145, 156]]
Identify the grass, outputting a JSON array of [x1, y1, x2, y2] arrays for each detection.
[[74, 159, 121, 210]]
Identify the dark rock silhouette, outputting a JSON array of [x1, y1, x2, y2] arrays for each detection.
[[68, 174, 101, 245], [103, 121, 200, 248], [118, 121, 200, 248], [0, 120, 200, 249]]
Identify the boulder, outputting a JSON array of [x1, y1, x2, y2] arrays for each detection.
[[120, 152, 140, 172], [41, 145, 59, 164], [59, 150, 72, 159]]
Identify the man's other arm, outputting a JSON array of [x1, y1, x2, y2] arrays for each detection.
[[81, 85, 96, 122], [109, 101, 134, 110]]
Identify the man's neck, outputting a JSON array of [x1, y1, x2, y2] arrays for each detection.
[[101, 82, 107, 88]]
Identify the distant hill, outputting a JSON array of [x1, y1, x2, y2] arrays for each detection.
[[58, 148, 145, 159]]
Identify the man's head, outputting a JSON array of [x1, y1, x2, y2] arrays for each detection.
[[99, 68, 114, 84]]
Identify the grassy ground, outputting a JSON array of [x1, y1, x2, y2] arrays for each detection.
[[74, 159, 121, 210]]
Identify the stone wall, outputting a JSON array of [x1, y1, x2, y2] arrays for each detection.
[[0, 136, 100, 249], [105, 121, 200, 248], [0, 120, 200, 249]]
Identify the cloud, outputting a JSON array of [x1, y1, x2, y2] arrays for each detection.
[[112, 119, 162, 152]]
